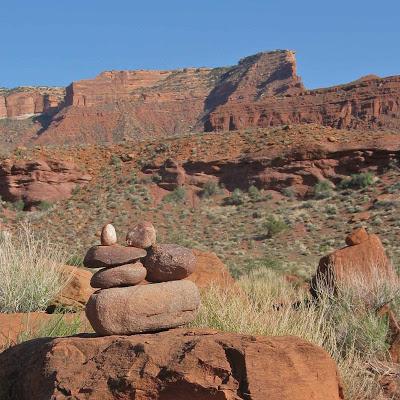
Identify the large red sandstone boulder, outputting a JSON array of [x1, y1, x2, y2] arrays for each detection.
[[312, 229, 396, 294], [50, 265, 95, 310], [0, 328, 344, 400], [185, 249, 236, 289], [0, 159, 91, 208]]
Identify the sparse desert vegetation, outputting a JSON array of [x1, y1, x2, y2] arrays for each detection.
[[193, 268, 400, 400], [0, 224, 70, 313]]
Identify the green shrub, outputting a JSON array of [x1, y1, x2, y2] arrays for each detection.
[[248, 185, 262, 201], [229, 256, 282, 278], [130, 171, 138, 184], [313, 180, 332, 199], [110, 154, 122, 168], [201, 181, 220, 198], [66, 255, 84, 267], [225, 188, 244, 205], [0, 224, 70, 313], [263, 216, 289, 237], [9, 199, 25, 212], [37, 201, 52, 211], [339, 172, 375, 190], [163, 187, 186, 203], [282, 187, 296, 199]]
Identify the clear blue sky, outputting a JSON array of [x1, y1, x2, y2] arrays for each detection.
[[2, 0, 399, 89]]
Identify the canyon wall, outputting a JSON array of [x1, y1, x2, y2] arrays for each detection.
[[205, 75, 400, 131], [1, 50, 400, 149], [0, 87, 64, 119]]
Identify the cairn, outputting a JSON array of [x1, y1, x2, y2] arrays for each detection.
[[84, 222, 200, 335]]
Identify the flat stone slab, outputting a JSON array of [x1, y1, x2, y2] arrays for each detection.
[[90, 262, 147, 289], [85, 280, 200, 335], [83, 245, 146, 268]]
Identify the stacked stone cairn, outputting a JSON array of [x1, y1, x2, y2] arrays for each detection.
[[84, 222, 200, 335]]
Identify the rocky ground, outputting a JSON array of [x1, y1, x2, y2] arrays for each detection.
[[1, 124, 400, 280]]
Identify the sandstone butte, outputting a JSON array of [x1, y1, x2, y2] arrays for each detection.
[[0, 328, 344, 400], [1, 49, 400, 148]]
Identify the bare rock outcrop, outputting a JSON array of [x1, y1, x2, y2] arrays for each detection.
[[0, 328, 344, 400], [311, 228, 397, 294], [0, 87, 64, 119], [0, 159, 91, 208], [145, 135, 400, 198]]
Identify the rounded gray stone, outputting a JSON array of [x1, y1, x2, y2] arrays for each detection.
[[90, 262, 147, 289], [143, 244, 196, 282], [85, 280, 200, 335]]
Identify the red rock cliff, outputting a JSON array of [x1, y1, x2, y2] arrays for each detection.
[[0, 87, 64, 119], [2, 50, 400, 148]]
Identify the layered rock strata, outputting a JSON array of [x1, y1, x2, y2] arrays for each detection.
[[0, 159, 92, 208], [0, 87, 64, 119], [3, 50, 400, 149]]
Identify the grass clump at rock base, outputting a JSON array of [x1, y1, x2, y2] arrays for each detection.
[[191, 268, 400, 400], [0, 224, 71, 313]]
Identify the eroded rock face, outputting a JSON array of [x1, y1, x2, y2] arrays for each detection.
[[0, 328, 344, 400], [3, 51, 400, 149], [146, 136, 400, 197], [0, 159, 91, 208], [85, 280, 200, 335], [0, 87, 64, 119], [205, 75, 400, 132]]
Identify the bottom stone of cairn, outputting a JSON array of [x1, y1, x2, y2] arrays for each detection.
[[86, 280, 200, 335]]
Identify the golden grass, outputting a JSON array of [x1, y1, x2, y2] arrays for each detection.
[[0, 224, 71, 313], [191, 268, 400, 400]]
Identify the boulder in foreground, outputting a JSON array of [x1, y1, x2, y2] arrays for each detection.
[[0, 328, 344, 400]]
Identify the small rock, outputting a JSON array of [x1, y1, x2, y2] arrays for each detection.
[[83, 245, 146, 268], [126, 221, 156, 249], [100, 224, 117, 246], [144, 244, 196, 282], [345, 227, 369, 246], [90, 262, 147, 289], [85, 280, 200, 335], [327, 136, 337, 142], [349, 211, 371, 223]]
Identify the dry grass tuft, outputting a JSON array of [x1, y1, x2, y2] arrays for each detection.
[[0, 224, 71, 313], [192, 267, 400, 400]]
